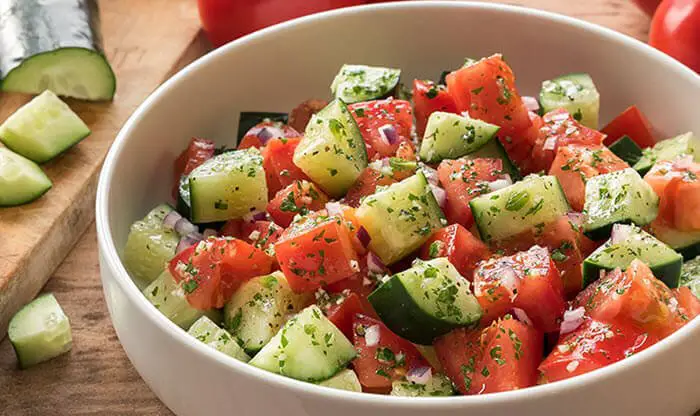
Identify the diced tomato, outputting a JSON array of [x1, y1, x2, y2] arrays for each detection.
[[644, 159, 700, 231], [325, 293, 365, 339], [326, 253, 383, 317], [539, 318, 659, 383], [437, 158, 508, 229], [219, 218, 245, 239], [275, 215, 360, 293], [237, 134, 263, 149], [445, 55, 532, 140], [419, 224, 490, 280], [240, 220, 284, 250], [601, 105, 656, 148], [352, 315, 430, 392], [267, 180, 330, 227], [349, 99, 414, 160], [549, 144, 629, 211], [261, 137, 310, 198], [395, 141, 417, 161], [435, 316, 542, 395], [576, 260, 691, 339], [172, 137, 216, 199], [344, 159, 416, 207], [473, 246, 566, 332], [169, 237, 274, 309], [508, 111, 544, 174], [673, 287, 700, 319], [412, 79, 458, 137]]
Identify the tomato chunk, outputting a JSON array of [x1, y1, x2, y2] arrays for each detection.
[[473, 246, 566, 332], [412, 79, 458, 137], [324, 293, 365, 339], [437, 158, 508, 229], [326, 252, 384, 318], [261, 137, 310, 198], [601, 105, 656, 148], [352, 315, 430, 392], [237, 135, 263, 150], [172, 137, 216, 199], [419, 224, 490, 280], [275, 215, 360, 293], [241, 220, 283, 250], [267, 180, 330, 227], [349, 99, 414, 160], [673, 287, 700, 319], [549, 144, 629, 211], [644, 159, 700, 231], [169, 237, 274, 309]]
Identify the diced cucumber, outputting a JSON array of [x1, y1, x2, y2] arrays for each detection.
[[680, 256, 700, 299], [582, 168, 659, 240], [390, 373, 455, 397], [189, 148, 268, 223], [649, 222, 700, 261], [8, 293, 72, 369], [369, 258, 482, 345], [187, 315, 250, 362], [633, 132, 700, 176], [293, 99, 367, 198], [0, 147, 52, 206], [223, 272, 311, 355], [316, 369, 362, 392], [539, 73, 600, 128], [464, 136, 521, 180], [355, 172, 445, 265], [331, 64, 401, 104], [142, 270, 220, 329], [0, 90, 90, 163], [237, 112, 288, 142], [470, 175, 570, 243], [249, 305, 356, 382], [123, 204, 180, 285], [418, 112, 500, 163], [583, 224, 682, 288], [608, 135, 643, 166]]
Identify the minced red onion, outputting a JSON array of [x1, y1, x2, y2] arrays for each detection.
[[512, 308, 534, 327], [500, 267, 519, 301], [256, 127, 274, 142], [610, 224, 632, 245], [488, 176, 513, 192], [543, 136, 558, 151], [163, 210, 182, 230], [522, 96, 540, 113], [367, 251, 386, 275], [560, 306, 586, 335], [421, 165, 439, 186], [406, 367, 432, 385], [174, 217, 198, 237], [176, 232, 204, 253], [325, 201, 344, 217], [364, 324, 380, 346], [429, 184, 447, 208], [378, 124, 398, 145], [356, 226, 371, 248], [243, 210, 266, 223]]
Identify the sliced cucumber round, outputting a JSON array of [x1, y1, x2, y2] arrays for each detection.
[[0, 147, 52, 207]]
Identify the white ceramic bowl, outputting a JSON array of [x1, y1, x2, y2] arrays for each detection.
[[96, 2, 700, 415]]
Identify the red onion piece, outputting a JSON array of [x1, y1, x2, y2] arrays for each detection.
[[367, 251, 386, 275], [560, 306, 586, 335], [364, 324, 380, 347], [325, 202, 344, 217], [429, 184, 446, 208], [512, 307, 534, 327], [406, 367, 432, 385], [163, 210, 182, 230], [256, 127, 274, 143], [543, 136, 557, 151], [522, 96, 540, 113], [174, 217, 198, 236], [176, 232, 204, 254], [500, 266, 519, 301], [243, 211, 266, 223], [378, 124, 398, 145], [356, 226, 371, 248], [421, 166, 439, 186], [203, 228, 218, 238], [610, 224, 632, 245], [487, 177, 513, 192]]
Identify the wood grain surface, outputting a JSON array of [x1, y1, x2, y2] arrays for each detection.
[[0, 1, 655, 415]]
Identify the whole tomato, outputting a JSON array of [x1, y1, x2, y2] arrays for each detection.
[[649, 0, 700, 73]]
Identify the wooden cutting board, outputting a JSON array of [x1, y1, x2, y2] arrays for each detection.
[[0, 0, 203, 337]]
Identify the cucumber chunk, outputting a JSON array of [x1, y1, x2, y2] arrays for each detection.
[[316, 368, 362, 392], [633, 132, 700, 176], [582, 168, 659, 240], [293, 99, 367, 198], [390, 373, 455, 397], [0, 90, 90, 163], [8, 293, 72, 369], [369, 258, 482, 345], [123, 204, 179, 285], [540, 73, 600, 128], [187, 315, 250, 362], [223, 272, 311, 355], [583, 224, 682, 288], [189, 148, 268, 223], [0, 147, 52, 206], [470, 175, 570, 243], [249, 305, 356, 382], [649, 222, 700, 261], [418, 112, 500, 163], [143, 270, 220, 329], [331, 64, 401, 104], [355, 172, 445, 265], [464, 136, 521, 180], [608, 135, 643, 166], [680, 256, 700, 299]]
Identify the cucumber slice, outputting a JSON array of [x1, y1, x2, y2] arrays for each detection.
[[633, 132, 699, 176], [582, 168, 659, 240], [390, 373, 455, 397], [608, 135, 643, 166], [8, 293, 72, 369], [189, 148, 268, 223], [142, 270, 220, 329], [315, 369, 362, 392], [123, 204, 179, 285], [293, 99, 367, 198], [649, 222, 700, 261], [0, 147, 52, 206], [223, 272, 311, 355], [464, 136, 521, 180], [418, 112, 500, 163], [187, 315, 250, 362], [249, 305, 356, 382], [680, 256, 700, 299], [583, 224, 682, 288], [331, 64, 401, 104], [540, 73, 600, 128], [0, 90, 90, 163], [368, 258, 482, 345], [237, 112, 288, 142], [470, 175, 570, 243], [355, 172, 445, 265]]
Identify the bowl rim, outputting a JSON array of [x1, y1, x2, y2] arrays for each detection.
[[96, 0, 700, 408]]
